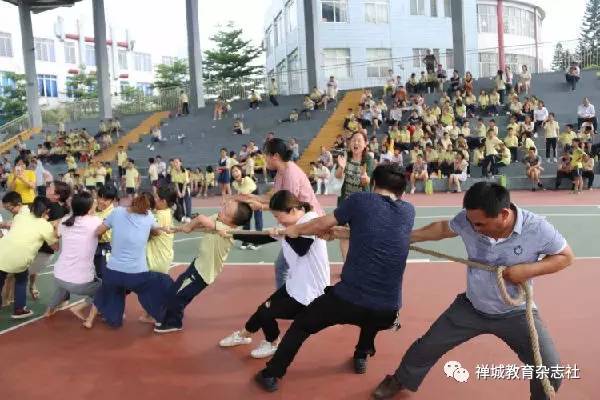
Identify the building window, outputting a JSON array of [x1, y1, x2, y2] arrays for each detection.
[[265, 27, 273, 56], [274, 15, 281, 48], [0, 32, 13, 58], [64, 41, 77, 64], [412, 48, 427, 68], [120, 81, 130, 94], [0, 71, 15, 96], [478, 52, 497, 77], [34, 38, 55, 62], [276, 60, 288, 95], [506, 53, 536, 75], [136, 82, 153, 96], [366, 48, 392, 78], [410, 0, 425, 16], [287, 48, 301, 93], [477, 4, 497, 33], [37, 74, 58, 98], [286, 0, 298, 32], [365, 0, 389, 23], [85, 45, 96, 67], [323, 48, 351, 79], [134, 52, 152, 72], [162, 56, 176, 66], [444, 0, 452, 17], [430, 0, 438, 17], [322, 0, 348, 22], [445, 48, 454, 69], [118, 50, 128, 70], [503, 6, 534, 38]]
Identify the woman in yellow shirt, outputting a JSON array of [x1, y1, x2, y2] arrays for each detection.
[[504, 127, 519, 163], [8, 158, 36, 205], [230, 165, 263, 250], [478, 90, 489, 116], [171, 158, 192, 223]]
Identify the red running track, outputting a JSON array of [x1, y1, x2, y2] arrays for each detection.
[[0, 261, 596, 400]]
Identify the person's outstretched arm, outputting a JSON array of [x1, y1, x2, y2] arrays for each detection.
[[281, 214, 338, 238], [410, 220, 457, 243]]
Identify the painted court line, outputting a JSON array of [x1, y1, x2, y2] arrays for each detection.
[[0, 299, 85, 336]]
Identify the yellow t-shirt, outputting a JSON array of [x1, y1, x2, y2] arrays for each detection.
[[232, 176, 257, 195], [125, 168, 139, 188], [205, 172, 215, 186], [84, 168, 96, 187], [485, 136, 502, 155], [571, 148, 585, 169], [66, 155, 77, 170], [116, 151, 127, 167], [147, 209, 174, 273], [523, 137, 536, 151], [8, 170, 36, 204], [440, 113, 454, 126], [96, 204, 114, 243], [95, 166, 106, 185], [479, 95, 489, 107], [473, 149, 484, 164], [411, 129, 424, 143], [544, 121, 559, 139], [504, 135, 518, 147], [398, 130, 410, 144], [193, 215, 234, 285], [500, 148, 511, 165], [559, 131, 576, 145], [171, 169, 188, 184], [0, 208, 56, 273]]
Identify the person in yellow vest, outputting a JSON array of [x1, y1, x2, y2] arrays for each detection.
[[478, 89, 489, 116], [570, 139, 586, 194], [503, 127, 519, 164], [559, 124, 577, 154], [230, 165, 263, 250], [268, 78, 279, 107], [116, 146, 128, 179], [122, 159, 140, 202], [7, 157, 36, 206], [94, 160, 107, 189]]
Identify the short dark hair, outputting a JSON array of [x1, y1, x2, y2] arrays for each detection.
[[263, 138, 293, 162], [157, 185, 177, 207], [463, 182, 510, 217], [371, 164, 407, 197], [52, 181, 72, 203], [232, 201, 253, 226], [31, 196, 50, 218], [2, 191, 22, 206], [97, 185, 118, 201]]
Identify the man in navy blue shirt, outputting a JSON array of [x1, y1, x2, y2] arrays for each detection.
[[254, 164, 416, 392]]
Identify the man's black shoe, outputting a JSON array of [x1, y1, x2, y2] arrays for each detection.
[[353, 357, 368, 374], [372, 374, 405, 399], [255, 370, 278, 392]]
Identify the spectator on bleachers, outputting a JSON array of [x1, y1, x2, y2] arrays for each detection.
[[509, 95, 523, 120], [213, 96, 227, 121], [523, 147, 544, 191], [299, 95, 315, 119], [409, 154, 428, 194], [579, 124, 594, 153], [463, 71, 474, 94], [310, 86, 328, 110], [577, 97, 597, 131], [406, 73, 419, 94], [447, 152, 469, 193], [435, 64, 447, 93], [518, 65, 532, 95], [326, 76, 338, 102], [268, 78, 279, 107], [482, 129, 502, 178], [248, 90, 262, 110], [279, 109, 299, 124], [582, 153, 595, 190], [180, 90, 189, 115], [559, 124, 576, 154], [393, 84, 408, 103], [533, 101, 549, 134], [544, 112, 559, 162], [384, 70, 397, 97], [503, 127, 519, 163], [497, 143, 511, 169], [478, 89, 489, 116], [488, 89, 501, 116], [232, 119, 244, 135], [314, 160, 331, 195], [565, 62, 580, 91], [288, 138, 300, 162], [116, 146, 127, 179], [520, 115, 535, 140], [494, 70, 507, 105], [555, 151, 572, 190], [504, 65, 514, 93], [570, 139, 586, 194]]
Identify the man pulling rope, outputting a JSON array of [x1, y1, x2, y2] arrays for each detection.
[[373, 182, 573, 400]]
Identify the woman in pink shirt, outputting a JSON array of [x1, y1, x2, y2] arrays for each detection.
[[45, 192, 103, 326], [236, 138, 324, 288]]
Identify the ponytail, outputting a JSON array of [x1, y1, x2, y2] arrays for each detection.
[[63, 192, 93, 227], [269, 190, 312, 213]]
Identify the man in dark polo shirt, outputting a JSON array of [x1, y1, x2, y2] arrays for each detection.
[[28, 181, 71, 298], [254, 164, 415, 392]]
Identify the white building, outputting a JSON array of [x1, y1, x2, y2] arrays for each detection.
[[0, 3, 178, 108], [264, 0, 544, 94]]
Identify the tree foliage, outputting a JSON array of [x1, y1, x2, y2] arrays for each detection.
[[65, 66, 98, 100], [0, 72, 27, 121], [577, 0, 600, 67], [154, 59, 189, 90], [203, 22, 263, 82]]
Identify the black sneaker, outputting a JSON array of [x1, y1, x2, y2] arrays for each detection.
[[11, 307, 34, 319], [255, 370, 278, 392], [353, 357, 368, 374], [372, 375, 405, 400], [153, 324, 183, 334]]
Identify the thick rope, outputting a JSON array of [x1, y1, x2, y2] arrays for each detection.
[[409, 245, 555, 399]]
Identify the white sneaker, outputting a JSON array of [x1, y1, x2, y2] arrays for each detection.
[[248, 245, 260, 250], [240, 244, 248, 250], [553, 158, 558, 162], [219, 331, 252, 347], [250, 340, 278, 359], [547, 158, 551, 163], [410, 188, 415, 194]]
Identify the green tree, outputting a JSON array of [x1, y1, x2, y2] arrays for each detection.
[[551, 42, 568, 71], [154, 59, 189, 90], [65, 66, 98, 99], [577, 0, 600, 67], [203, 22, 263, 82], [0, 72, 27, 121]]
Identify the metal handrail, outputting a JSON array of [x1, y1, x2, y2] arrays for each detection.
[[0, 114, 30, 138]]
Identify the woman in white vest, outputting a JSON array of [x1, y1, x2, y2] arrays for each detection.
[[219, 190, 330, 359]]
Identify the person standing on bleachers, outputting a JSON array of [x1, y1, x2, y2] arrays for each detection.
[[179, 90, 189, 115], [269, 78, 279, 107]]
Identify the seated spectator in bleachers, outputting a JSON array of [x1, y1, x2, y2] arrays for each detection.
[[454, 99, 467, 125], [520, 115, 535, 139], [405, 73, 418, 94], [464, 89, 477, 118], [369, 136, 380, 158], [559, 124, 576, 154], [478, 90, 489, 116], [570, 139, 586, 194], [555, 151, 573, 190], [232, 119, 244, 135], [463, 71, 474, 94], [310, 86, 328, 110], [436, 64, 447, 92], [288, 138, 300, 162], [447, 70, 461, 97], [332, 134, 346, 152], [318, 146, 334, 169], [497, 143, 511, 169], [509, 95, 523, 120], [393, 84, 407, 104], [518, 64, 532, 95], [533, 101, 549, 134], [582, 153, 595, 190], [579, 124, 594, 153], [424, 143, 439, 176], [503, 127, 519, 163], [204, 166, 216, 196], [299, 95, 315, 119], [248, 90, 261, 110], [279, 109, 299, 125], [387, 103, 402, 126], [544, 112, 559, 162], [523, 147, 544, 191], [488, 89, 501, 116], [409, 154, 428, 194], [314, 160, 331, 195], [389, 146, 404, 166], [447, 152, 469, 193], [565, 63, 580, 91], [384, 70, 397, 97], [437, 145, 453, 178]]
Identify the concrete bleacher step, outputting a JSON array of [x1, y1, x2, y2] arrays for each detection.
[[297, 90, 363, 173]]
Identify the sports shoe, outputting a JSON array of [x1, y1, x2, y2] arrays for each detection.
[[219, 331, 252, 347], [240, 244, 248, 250], [11, 307, 34, 319], [372, 375, 405, 400], [255, 370, 278, 392], [553, 157, 558, 162], [153, 324, 183, 334], [410, 188, 415, 194], [353, 357, 368, 374], [248, 245, 260, 250], [546, 158, 551, 163], [250, 340, 278, 359]]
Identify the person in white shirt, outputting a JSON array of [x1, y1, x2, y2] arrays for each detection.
[[577, 97, 597, 131], [565, 63, 580, 91], [148, 157, 159, 194], [326, 76, 338, 102], [533, 101, 549, 135], [219, 190, 330, 359], [156, 155, 167, 179], [315, 161, 331, 195]]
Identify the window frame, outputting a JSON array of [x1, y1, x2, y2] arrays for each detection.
[[37, 74, 58, 98], [0, 32, 13, 58], [286, 0, 298, 32], [366, 48, 392, 78], [321, 0, 349, 23], [365, 0, 389, 24], [34, 38, 56, 62], [323, 48, 351, 79], [410, 0, 425, 16]]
